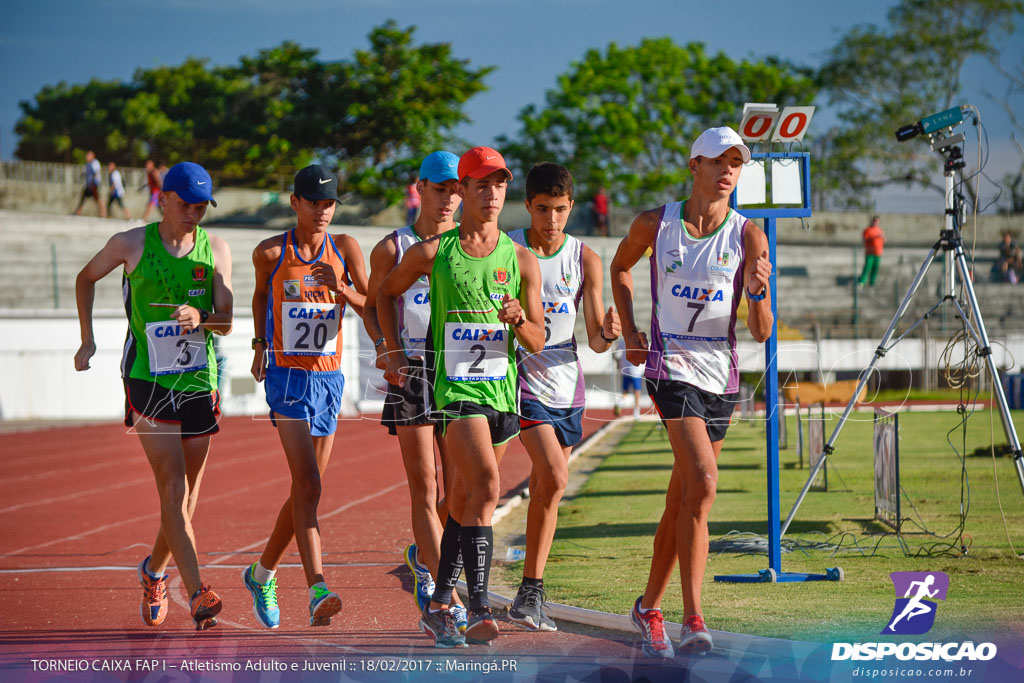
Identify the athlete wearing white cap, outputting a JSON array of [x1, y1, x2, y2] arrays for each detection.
[[610, 125, 771, 658]]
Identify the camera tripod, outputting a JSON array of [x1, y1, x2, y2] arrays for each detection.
[[781, 117, 1024, 538]]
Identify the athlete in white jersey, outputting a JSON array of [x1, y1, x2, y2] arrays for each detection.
[[506, 163, 620, 631], [611, 127, 773, 657], [363, 151, 467, 627]]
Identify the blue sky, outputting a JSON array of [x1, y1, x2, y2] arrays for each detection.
[[1, 0, 1021, 212]]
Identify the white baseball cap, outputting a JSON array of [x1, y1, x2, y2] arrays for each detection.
[[689, 126, 751, 163]]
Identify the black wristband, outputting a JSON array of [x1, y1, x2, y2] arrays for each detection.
[[251, 337, 267, 349], [513, 316, 525, 329], [600, 331, 618, 344], [374, 336, 386, 348], [199, 308, 210, 324]]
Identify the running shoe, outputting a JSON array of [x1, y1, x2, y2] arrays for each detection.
[[629, 596, 674, 658], [242, 563, 280, 629], [464, 606, 500, 644], [189, 585, 222, 631], [507, 583, 557, 631], [403, 543, 436, 612], [420, 607, 467, 648], [309, 585, 343, 626], [678, 614, 714, 654], [137, 556, 168, 626], [450, 603, 468, 633]]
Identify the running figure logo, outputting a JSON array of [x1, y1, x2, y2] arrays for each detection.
[[882, 571, 949, 635]]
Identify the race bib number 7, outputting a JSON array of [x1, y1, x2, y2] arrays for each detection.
[[144, 321, 207, 375], [444, 322, 509, 381], [282, 302, 340, 356]]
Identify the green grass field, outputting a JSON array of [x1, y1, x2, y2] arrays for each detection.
[[496, 408, 1024, 642]]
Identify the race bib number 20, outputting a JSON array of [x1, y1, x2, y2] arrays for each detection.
[[282, 302, 340, 356]]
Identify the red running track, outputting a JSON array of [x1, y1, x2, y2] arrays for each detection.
[[0, 410, 677, 672]]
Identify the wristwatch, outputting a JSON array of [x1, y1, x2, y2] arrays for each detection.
[[199, 308, 210, 324], [251, 337, 267, 349], [746, 286, 767, 301]]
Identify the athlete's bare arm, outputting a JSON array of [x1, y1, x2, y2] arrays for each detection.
[[250, 235, 284, 382], [610, 208, 660, 366], [363, 235, 399, 370], [182, 234, 232, 337], [321, 233, 368, 317], [504, 242, 545, 354], [377, 237, 440, 387], [742, 222, 773, 343], [581, 244, 620, 353], [74, 227, 146, 371]]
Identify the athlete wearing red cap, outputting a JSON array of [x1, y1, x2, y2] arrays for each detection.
[[377, 147, 545, 648]]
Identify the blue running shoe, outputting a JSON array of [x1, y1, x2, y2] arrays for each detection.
[[309, 585, 342, 626], [450, 603, 468, 633], [404, 544, 435, 612], [242, 563, 280, 629]]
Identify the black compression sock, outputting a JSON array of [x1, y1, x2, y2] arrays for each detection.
[[460, 525, 493, 610], [431, 517, 463, 605]]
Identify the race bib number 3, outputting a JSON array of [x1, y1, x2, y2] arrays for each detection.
[[282, 302, 340, 356], [144, 321, 208, 375], [444, 322, 509, 381]]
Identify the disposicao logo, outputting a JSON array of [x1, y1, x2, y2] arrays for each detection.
[[883, 571, 948, 635], [831, 571, 997, 663]]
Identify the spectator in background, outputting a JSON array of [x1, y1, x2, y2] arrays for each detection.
[[142, 160, 163, 221], [857, 215, 884, 287], [405, 174, 421, 225], [992, 232, 1020, 283], [74, 151, 107, 217], [1001, 246, 1024, 284], [107, 161, 132, 220], [592, 186, 609, 236]]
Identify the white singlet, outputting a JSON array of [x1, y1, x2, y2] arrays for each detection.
[[646, 201, 747, 395], [393, 226, 431, 359]]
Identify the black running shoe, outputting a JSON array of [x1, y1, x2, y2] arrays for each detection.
[[507, 583, 557, 631]]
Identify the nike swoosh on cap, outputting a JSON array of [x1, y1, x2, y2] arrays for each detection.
[[319, 178, 331, 184], [197, 181, 206, 185], [484, 156, 496, 160]]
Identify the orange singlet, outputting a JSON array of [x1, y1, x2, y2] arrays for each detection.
[[266, 230, 348, 372]]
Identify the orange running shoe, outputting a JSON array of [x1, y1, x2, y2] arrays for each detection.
[[189, 585, 223, 631], [137, 556, 168, 626]]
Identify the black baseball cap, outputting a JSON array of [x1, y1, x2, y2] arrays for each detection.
[[293, 164, 340, 202]]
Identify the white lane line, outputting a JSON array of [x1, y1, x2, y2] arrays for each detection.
[[0, 449, 282, 514], [1, 474, 291, 557], [0, 562, 395, 574], [204, 480, 407, 567]]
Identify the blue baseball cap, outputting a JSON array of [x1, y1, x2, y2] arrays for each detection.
[[162, 162, 217, 207], [418, 151, 460, 183]]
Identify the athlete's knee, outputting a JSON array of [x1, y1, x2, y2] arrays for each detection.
[[292, 473, 323, 506], [156, 477, 188, 508], [681, 478, 716, 515], [532, 467, 568, 504], [407, 474, 439, 507]]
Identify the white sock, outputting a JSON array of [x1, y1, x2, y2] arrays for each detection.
[[309, 581, 328, 601], [252, 562, 275, 585], [638, 604, 657, 614]]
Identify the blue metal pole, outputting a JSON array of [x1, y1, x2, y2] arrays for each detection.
[[765, 216, 781, 575]]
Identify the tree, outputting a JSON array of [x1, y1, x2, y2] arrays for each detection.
[[817, 0, 1024, 207], [14, 22, 493, 198], [498, 38, 816, 206], [983, 55, 1024, 212]]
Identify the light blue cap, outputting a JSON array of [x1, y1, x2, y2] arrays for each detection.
[[418, 151, 460, 183]]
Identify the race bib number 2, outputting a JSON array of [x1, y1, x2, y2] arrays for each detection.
[[445, 322, 509, 381], [144, 321, 207, 376], [282, 302, 340, 356]]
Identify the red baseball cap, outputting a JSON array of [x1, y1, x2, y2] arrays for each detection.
[[457, 147, 513, 181]]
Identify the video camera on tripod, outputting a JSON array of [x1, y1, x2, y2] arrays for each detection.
[[894, 105, 972, 173]]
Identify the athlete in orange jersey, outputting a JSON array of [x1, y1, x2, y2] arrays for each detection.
[[246, 164, 367, 628]]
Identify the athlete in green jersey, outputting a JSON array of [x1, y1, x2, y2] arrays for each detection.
[[377, 147, 544, 648], [75, 162, 233, 631]]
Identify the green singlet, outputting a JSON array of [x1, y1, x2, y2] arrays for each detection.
[[123, 223, 217, 392], [429, 229, 520, 413]]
